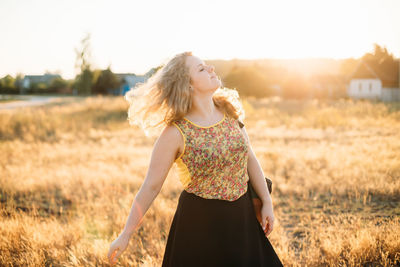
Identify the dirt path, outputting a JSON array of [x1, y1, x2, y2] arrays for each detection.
[[0, 95, 79, 110]]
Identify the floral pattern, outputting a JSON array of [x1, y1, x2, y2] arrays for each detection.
[[172, 112, 249, 201]]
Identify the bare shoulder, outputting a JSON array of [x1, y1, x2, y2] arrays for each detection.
[[158, 123, 182, 144], [155, 123, 183, 159]]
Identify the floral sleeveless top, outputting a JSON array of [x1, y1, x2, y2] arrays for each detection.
[[171, 112, 249, 201]]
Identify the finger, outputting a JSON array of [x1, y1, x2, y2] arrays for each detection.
[[109, 249, 118, 264], [266, 222, 274, 236], [266, 217, 274, 228], [263, 218, 271, 234], [115, 249, 123, 259], [111, 254, 118, 265], [264, 224, 270, 236], [107, 248, 114, 259], [111, 248, 124, 265], [262, 216, 267, 231]]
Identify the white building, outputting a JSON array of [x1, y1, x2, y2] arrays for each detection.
[[347, 59, 400, 102]]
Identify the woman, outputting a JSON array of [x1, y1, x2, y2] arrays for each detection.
[[107, 51, 283, 266]]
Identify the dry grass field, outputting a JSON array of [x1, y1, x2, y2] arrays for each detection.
[[0, 96, 399, 266]]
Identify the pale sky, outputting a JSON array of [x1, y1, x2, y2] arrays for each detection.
[[0, 0, 399, 79]]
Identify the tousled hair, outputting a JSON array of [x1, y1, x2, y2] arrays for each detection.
[[124, 51, 245, 137]]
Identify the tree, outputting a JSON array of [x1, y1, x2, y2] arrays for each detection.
[[92, 67, 121, 95], [31, 82, 47, 94], [223, 65, 274, 98], [49, 77, 69, 93], [74, 68, 94, 96], [361, 43, 397, 75], [14, 73, 25, 94], [362, 43, 394, 62], [0, 75, 18, 94], [74, 33, 94, 95], [0, 75, 16, 89]]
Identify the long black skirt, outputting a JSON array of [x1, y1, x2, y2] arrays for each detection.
[[161, 183, 284, 267]]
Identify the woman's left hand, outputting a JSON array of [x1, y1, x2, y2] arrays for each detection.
[[260, 201, 275, 237]]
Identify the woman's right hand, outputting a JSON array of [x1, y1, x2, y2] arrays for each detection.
[[107, 231, 131, 265]]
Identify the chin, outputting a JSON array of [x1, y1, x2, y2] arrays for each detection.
[[211, 80, 221, 90], [211, 84, 220, 91]]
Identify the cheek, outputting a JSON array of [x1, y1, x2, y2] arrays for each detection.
[[192, 73, 210, 87]]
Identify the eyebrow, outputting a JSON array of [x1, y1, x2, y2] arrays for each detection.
[[197, 63, 205, 68]]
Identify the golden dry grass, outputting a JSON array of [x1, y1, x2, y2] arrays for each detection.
[[0, 95, 399, 266]]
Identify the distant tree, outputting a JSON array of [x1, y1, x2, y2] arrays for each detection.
[[49, 77, 69, 93], [223, 65, 274, 98], [362, 43, 395, 63], [74, 33, 94, 95], [14, 73, 24, 94], [31, 82, 48, 94], [0, 75, 16, 89], [340, 44, 397, 81], [0, 75, 20, 94], [74, 68, 94, 96], [361, 44, 397, 76], [92, 69, 103, 85], [92, 67, 121, 95]]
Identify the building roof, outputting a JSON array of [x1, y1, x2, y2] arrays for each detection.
[[23, 74, 61, 84], [350, 59, 399, 88]]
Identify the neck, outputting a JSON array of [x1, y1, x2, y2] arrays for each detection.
[[188, 92, 219, 119]]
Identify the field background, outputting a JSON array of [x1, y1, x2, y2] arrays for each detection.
[[0, 96, 399, 266]]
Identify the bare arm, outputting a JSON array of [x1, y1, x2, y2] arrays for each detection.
[[240, 126, 272, 205], [108, 124, 182, 264], [239, 125, 276, 236], [121, 124, 181, 237], [108, 125, 183, 265]]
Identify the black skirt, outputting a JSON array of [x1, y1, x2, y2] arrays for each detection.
[[161, 183, 284, 267]]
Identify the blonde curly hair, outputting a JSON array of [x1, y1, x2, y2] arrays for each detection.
[[124, 51, 246, 137]]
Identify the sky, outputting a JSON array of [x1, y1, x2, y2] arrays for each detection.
[[0, 0, 399, 79]]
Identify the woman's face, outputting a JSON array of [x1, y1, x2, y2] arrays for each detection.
[[185, 55, 221, 93]]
